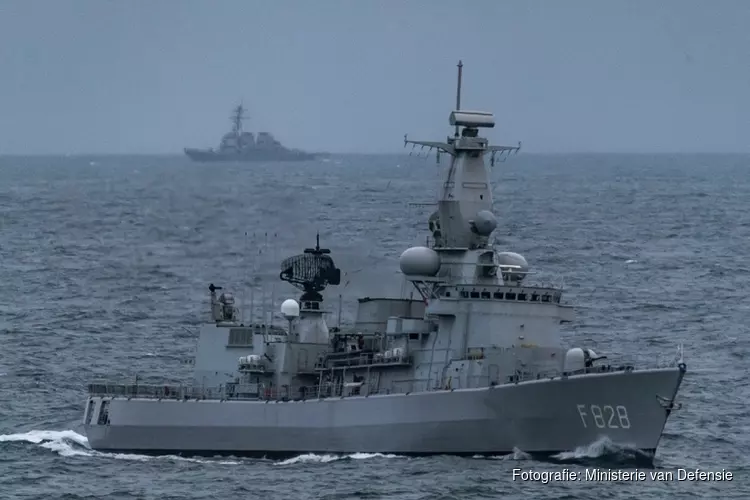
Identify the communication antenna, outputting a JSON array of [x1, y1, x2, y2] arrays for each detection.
[[248, 231, 257, 328], [262, 232, 269, 336], [270, 232, 278, 329], [337, 293, 343, 329], [454, 60, 463, 137], [241, 231, 248, 324], [250, 280, 255, 326]]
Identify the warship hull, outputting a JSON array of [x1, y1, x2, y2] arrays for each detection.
[[84, 366, 684, 458], [184, 148, 316, 163]]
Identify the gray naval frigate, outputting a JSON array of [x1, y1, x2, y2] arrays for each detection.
[[184, 103, 316, 162], [84, 61, 686, 459]]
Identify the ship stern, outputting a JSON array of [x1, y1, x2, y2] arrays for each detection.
[[81, 396, 111, 450]]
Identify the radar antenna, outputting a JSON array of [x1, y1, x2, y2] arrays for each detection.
[[403, 60, 522, 165], [279, 233, 341, 302]]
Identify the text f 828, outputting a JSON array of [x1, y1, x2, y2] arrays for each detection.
[[577, 404, 630, 429]]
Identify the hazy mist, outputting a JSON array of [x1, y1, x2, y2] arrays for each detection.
[[1, 0, 748, 155]]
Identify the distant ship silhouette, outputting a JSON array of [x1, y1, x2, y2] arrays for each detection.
[[184, 103, 320, 162]]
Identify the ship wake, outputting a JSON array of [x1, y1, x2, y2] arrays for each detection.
[[0, 430, 406, 466], [0, 430, 243, 465], [1, 431, 654, 468]]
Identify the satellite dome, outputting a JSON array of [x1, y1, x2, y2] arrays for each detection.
[[496, 251, 528, 269], [399, 246, 440, 276], [280, 299, 300, 318], [496, 251, 529, 282], [471, 210, 497, 236]]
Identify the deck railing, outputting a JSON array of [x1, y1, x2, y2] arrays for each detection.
[[86, 363, 640, 402], [85, 380, 431, 402]]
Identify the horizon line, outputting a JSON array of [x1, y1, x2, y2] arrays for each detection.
[[2, 151, 750, 157]]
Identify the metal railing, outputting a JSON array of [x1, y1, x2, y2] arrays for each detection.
[[319, 353, 413, 369], [86, 361, 645, 403], [86, 379, 430, 402]]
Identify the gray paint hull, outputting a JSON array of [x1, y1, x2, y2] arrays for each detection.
[[183, 148, 316, 162], [84, 367, 683, 457]]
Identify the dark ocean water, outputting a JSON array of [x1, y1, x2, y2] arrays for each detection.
[[0, 153, 747, 499]]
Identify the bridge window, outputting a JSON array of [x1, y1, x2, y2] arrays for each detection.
[[97, 401, 110, 425], [493, 292, 503, 299], [505, 292, 516, 300], [84, 400, 95, 425], [542, 295, 550, 303], [481, 291, 491, 299], [228, 328, 254, 346], [531, 293, 540, 302], [517, 293, 527, 301], [460, 290, 469, 298], [470, 291, 480, 298]]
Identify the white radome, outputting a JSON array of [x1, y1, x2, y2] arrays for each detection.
[[399, 246, 441, 276], [495, 251, 529, 270], [472, 210, 498, 236], [280, 299, 300, 318], [496, 251, 529, 281]]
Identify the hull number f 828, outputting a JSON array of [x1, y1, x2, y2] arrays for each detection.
[[577, 404, 630, 429]]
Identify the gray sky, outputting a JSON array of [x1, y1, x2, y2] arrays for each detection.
[[1, 0, 749, 155]]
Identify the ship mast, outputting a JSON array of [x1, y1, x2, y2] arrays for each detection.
[[231, 103, 247, 136], [454, 60, 462, 137], [403, 61, 522, 251]]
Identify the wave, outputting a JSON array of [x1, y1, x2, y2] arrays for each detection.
[[0, 429, 241, 465], [550, 436, 655, 467], [1, 431, 651, 468], [470, 437, 652, 467], [472, 447, 532, 461], [275, 452, 403, 466], [0, 430, 406, 467]]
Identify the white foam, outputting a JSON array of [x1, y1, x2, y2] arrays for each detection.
[[473, 447, 531, 461], [0, 429, 241, 465], [551, 436, 640, 461], [1, 430, 410, 466], [275, 451, 403, 466]]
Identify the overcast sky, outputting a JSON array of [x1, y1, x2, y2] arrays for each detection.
[[1, 0, 749, 154]]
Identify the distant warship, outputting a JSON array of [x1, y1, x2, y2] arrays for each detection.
[[184, 103, 316, 162], [84, 62, 686, 460]]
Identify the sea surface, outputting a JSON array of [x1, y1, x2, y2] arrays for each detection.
[[0, 153, 747, 499]]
